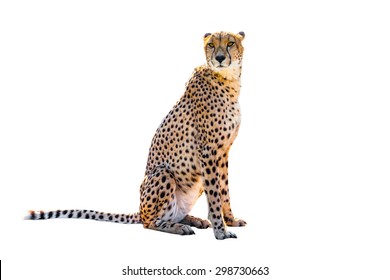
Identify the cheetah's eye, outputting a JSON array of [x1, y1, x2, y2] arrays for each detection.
[[227, 41, 235, 47], [208, 43, 215, 48]]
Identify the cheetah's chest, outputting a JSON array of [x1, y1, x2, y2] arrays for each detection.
[[222, 101, 241, 148]]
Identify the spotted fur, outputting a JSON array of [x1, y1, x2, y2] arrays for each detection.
[[25, 210, 140, 224], [25, 31, 247, 240]]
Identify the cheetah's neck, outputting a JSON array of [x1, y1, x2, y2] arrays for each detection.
[[195, 65, 241, 101], [213, 61, 242, 82]]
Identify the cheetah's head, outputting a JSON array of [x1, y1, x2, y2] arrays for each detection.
[[204, 31, 245, 80]]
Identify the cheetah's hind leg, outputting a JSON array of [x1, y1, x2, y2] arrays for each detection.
[[224, 216, 247, 227], [148, 220, 195, 235], [140, 165, 195, 236], [180, 215, 211, 229]]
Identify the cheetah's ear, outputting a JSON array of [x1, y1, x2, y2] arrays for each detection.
[[237, 31, 245, 40], [204, 33, 212, 39]]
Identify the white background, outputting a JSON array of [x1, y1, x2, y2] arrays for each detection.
[[1, 0, 389, 279]]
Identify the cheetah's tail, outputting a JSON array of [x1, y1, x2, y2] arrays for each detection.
[[24, 209, 141, 224]]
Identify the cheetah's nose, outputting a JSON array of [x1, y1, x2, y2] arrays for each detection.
[[215, 55, 226, 63]]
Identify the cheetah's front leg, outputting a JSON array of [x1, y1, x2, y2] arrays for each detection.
[[201, 149, 237, 240], [220, 152, 247, 227]]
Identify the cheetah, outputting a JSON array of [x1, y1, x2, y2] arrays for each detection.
[[25, 31, 247, 240]]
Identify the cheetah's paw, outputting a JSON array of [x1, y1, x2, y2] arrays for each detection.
[[225, 218, 247, 227], [214, 229, 237, 240], [192, 218, 211, 229], [177, 224, 195, 235]]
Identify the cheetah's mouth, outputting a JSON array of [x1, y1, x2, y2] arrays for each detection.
[[210, 61, 230, 69], [214, 61, 232, 68]]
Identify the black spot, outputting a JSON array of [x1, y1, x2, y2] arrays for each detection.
[[55, 210, 61, 218], [85, 214, 90, 219], [62, 210, 68, 215], [39, 211, 45, 220], [160, 191, 166, 198], [162, 176, 167, 183], [77, 212, 82, 218], [68, 213, 73, 218], [109, 216, 113, 221], [205, 179, 210, 186], [99, 215, 104, 219], [211, 178, 216, 185], [48, 211, 53, 219], [206, 168, 211, 174]]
